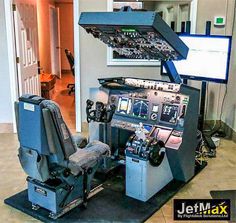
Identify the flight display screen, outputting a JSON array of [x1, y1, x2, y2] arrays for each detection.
[[132, 99, 149, 119], [117, 97, 132, 115], [160, 104, 179, 124]]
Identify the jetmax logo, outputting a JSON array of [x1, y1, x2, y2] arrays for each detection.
[[174, 199, 230, 221]]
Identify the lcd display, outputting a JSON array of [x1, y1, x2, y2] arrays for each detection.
[[162, 35, 232, 83], [132, 99, 149, 119], [117, 97, 132, 115], [160, 104, 179, 124]]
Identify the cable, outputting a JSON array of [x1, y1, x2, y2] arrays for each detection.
[[211, 117, 217, 131], [204, 82, 217, 132], [218, 84, 228, 131], [204, 82, 209, 121], [204, 84, 227, 132]]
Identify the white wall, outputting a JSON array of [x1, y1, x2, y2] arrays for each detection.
[[0, 0, 14, 124], [222, 6, 236, 131], [153, 1, 191, 32]]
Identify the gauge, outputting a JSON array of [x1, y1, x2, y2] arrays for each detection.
[[132, 99, 149, 119]]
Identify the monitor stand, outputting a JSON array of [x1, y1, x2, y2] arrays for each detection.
[[199, 81, 216, 157]]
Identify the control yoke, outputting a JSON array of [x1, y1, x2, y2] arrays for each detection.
[[86, 99, 116, 123]]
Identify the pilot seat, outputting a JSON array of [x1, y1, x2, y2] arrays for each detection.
[[14, 94, 110, 219]]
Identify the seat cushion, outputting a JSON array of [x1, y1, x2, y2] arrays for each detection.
[[68, 141, 110, 175]]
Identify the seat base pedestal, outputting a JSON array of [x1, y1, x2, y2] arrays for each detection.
[[27, 177, 85, 219]]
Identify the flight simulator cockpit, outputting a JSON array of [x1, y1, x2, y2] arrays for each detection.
[[6, 8, 201, 220], [80, 9, 200, 202]]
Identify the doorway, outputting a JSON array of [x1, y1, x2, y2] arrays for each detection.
[[5, 0, 81, 133], [47, 1, 76, 132]]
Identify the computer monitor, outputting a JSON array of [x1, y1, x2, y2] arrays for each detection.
[[162, 35, 232, 83]]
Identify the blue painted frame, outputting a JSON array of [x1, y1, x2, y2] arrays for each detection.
[[161, 34, 232, 84]]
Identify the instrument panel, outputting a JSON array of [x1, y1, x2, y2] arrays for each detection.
[[110, 89, 189, 127], [110, 88, 189, 150], [79, 12, 189, 60], [124, 78, 181, 92]]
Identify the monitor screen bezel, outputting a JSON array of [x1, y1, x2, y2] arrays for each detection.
[[161, 34, 232, 84]]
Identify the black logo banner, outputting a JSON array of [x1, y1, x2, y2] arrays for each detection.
[[174, 199, 230, 221]]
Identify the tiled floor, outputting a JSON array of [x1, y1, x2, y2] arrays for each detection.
[[0, 133, 236, 222], [0, 124, 13, 134]]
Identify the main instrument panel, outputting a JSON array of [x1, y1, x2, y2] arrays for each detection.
[[109, 82, 189, 150], [110, 91, 188, 127]]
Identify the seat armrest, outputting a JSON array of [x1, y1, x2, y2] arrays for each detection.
[[85, 141, 111, 156], [73, 134, 88, 148]]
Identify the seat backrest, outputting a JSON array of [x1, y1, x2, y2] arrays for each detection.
[[16, 95, 50, 155], [40, 99, 77, 159], [65, 48, 75, 76], [15, 95, 77, 168]]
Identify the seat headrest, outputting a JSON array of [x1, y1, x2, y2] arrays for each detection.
[[19, 94, 45, 105]]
